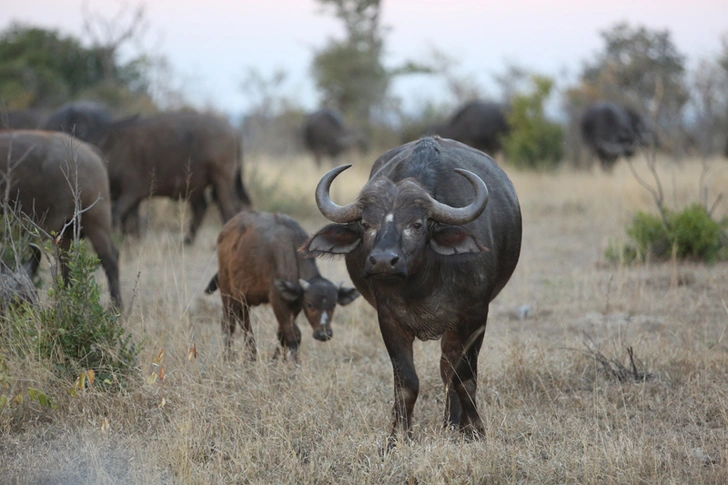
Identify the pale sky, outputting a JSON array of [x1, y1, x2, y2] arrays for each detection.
[[2, 0, 727, 116]]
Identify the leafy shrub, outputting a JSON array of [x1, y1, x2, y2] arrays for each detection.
[[2, 239, 139, 390], [607, 204, 728, 263], [41, 241, 138, 388], [501, 76, 565, 170]]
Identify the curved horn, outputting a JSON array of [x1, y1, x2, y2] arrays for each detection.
[[426, 169, 489, 225], [315, 164, 361, 223]]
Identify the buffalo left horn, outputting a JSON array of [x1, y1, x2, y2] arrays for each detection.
[[315, 165, 362, 223], [426, 169, 489, 225]]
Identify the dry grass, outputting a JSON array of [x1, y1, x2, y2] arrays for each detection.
[[2, 153, 728, 484]]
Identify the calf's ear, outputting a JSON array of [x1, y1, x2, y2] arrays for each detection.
[[431, 226, 489, 255], [337, 286, 360, 306], [301, 224, 361, 257], [274, 279, 303, 303]]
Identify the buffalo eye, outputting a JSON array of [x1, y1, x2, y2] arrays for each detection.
[[411, 222, 423, 230], [361, 221, 371, 230]]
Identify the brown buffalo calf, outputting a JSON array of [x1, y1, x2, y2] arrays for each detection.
[[205, 211, 359, 360]]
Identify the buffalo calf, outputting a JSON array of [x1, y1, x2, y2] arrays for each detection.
[[206, 210, 359, 360]]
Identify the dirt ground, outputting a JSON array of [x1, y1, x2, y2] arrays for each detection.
[[1, 153, 727, 484]]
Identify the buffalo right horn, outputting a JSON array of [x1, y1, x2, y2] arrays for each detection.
[[426, 169, 489, 225], [315, 165, 361, 223]]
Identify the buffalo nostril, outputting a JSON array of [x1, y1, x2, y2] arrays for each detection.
[[390, 256, 399, 266]]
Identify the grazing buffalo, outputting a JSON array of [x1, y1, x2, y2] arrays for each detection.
[[43, 101, 113, 145], [0, 244, 41, 313], [303, 136, 522, 446], [580, 101, 655, 172], [0, 109, 46, 130], [431, 101, 510, 155], [0, 131, 122, 308], [98, 112, 252, 244], [205, 210, 359, 360], [303, 108, 366, 167]]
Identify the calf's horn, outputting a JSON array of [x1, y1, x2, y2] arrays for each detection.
[[315, 165, 362, 223], [427, 169, 489, 225]]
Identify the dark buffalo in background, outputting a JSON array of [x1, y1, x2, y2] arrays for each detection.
[[0, 244, 41, 314], [303, 108, 366, 166], [205, 210, 359, 360], [430, 101, 510, 155], [43, 101, 113, 145], [97, 112, 252, 244], [0, 109, 46, 130], [0, 131, 122, 308], [303, 136, 522, 446], [580, 101, 655, 172]]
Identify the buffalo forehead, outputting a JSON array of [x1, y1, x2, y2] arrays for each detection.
[[359, 178, 431, 222]]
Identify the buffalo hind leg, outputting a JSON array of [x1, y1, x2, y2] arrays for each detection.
[[378, 311, 418, 450], [184, 193, 208, 245], [221, 294, 256, 361], [79, 224, 122, 310], [212, 177, 241, 224]]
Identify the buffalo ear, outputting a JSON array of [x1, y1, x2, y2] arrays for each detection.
[[431, 226, 488, 255], [301, 224, 361, 257], [337, 286, 360, 306], [274, 279, 303, 303]]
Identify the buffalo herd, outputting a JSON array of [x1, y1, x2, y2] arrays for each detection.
[[0, 95, 694, 446]]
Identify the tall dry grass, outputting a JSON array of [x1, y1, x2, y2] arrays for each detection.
[[1, 152, 727, 484]]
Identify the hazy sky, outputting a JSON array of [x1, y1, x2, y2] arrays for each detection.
[[2, 0, 727, 115]]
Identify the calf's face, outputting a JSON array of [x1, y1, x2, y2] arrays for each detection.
[[274, 278, 359, 341]]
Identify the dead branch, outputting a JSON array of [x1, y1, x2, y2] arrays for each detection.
[[581, 332, 652, 383]]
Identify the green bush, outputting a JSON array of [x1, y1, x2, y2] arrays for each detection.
[[41, 241, 138, 388], [607, 204, 728, 263], [2, 239, 139, 390], [502, 76, 565, 170]]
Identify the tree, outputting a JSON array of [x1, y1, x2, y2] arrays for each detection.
[[582, 22, 687, 120], [311, 0, 427, 124], [0, 24, 105, 108], [239, 67, 306, 156], [564, 22, 688, 162], [501, 76, 564, 170]]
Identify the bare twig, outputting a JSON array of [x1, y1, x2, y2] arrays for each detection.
[[581, 332, 652, 382]]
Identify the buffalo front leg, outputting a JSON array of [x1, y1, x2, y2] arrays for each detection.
[[378, 311, 418, 449], [271, 299, 302, 362], [441, 322, 487, 437]]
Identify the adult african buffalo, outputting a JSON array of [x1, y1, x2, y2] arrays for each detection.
[[303, 136, 522, 446], [431, 101, 510, 155], [205, 210, 359, 360], [0, 131, 122, 308], [43, 101, 113, 145], [0, 109, 46, 130], [98, 112, 252, 244], [580, 101, 655, 172], [303, 108, 366, 167]]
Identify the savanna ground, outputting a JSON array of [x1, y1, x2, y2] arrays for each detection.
[[2, 150, 728, 484]]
